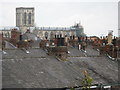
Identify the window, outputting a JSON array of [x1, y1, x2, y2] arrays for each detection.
[[45, 32, 48, 39], [28, 13, 31, 24], [24, 12, 27, 25], [50, 32, 54, 39]]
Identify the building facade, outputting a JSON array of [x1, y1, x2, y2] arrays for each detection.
[[15, 7, 85, 38], [16, 7, 34, 33], [0, 29, 11, 38], [33, 23, 85, 40]]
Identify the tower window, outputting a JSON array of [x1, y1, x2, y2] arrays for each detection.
[[28, 13, 31, 24], [24, 12, 27, 25]]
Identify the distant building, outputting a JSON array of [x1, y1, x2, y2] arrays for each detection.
[[16, 7, 34, 33], [15, 7, 85, 39], [0, 29, 11, 38], [33, 23, 85, 40], [0, 7, 86, 40], [0, 23, 85, 40]]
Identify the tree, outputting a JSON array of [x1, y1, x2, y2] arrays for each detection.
[[81, 70, 93, 90]]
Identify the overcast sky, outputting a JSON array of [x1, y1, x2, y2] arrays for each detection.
[[0, 0, 119, 36]]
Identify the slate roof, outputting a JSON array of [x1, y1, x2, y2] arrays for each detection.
[[2, 48, 47, 59], [2, 47, 118, 88], [22, 33, 38, 41]]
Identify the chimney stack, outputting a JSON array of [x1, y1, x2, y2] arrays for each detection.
[[108, 30, 113, 45]]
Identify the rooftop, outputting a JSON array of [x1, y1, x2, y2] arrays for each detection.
[[2, 45, 118, 88]]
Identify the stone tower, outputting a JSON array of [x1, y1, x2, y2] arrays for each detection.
[[16, 7, 34, 33]]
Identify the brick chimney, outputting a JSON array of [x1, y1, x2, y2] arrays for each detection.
[[10, 28, 20, 46], [47, 46, 68, 60]]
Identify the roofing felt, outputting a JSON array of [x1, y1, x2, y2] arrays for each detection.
[[2, 46, 118, 88]]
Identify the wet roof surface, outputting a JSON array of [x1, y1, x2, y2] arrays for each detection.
[[2, 46, 118, 88]]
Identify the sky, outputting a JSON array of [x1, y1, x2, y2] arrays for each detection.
[[0, 0, 119, 36]]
